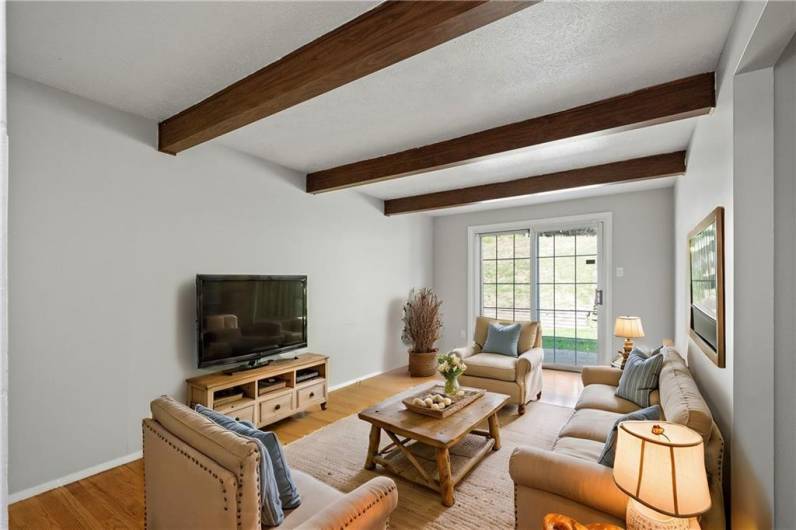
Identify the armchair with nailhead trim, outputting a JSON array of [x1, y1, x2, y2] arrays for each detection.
[[143, 396, 398, 529]]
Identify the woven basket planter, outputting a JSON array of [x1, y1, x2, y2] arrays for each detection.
[[408, 350, 438, 377]]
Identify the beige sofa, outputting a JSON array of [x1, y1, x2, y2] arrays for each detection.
[[510, 348, 725, 529], [454, 317, 544, 414], [143, 396, 398, 529]]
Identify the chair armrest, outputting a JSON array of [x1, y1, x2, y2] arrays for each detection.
[[509, 446, 628, 520], [581, 366, 622, 387], [517, 347, 544, 379], [451, 344, 476, 359], [295, 477, 398, 530]]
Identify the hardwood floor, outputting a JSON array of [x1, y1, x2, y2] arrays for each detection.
[[8, 367, 580, 529]]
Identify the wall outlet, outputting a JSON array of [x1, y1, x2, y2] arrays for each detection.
[[616, 267, 624, 277]]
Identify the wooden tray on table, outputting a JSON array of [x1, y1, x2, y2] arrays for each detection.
[[402, 385, 485, 418]]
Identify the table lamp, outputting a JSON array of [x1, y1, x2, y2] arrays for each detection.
[[613, 421, 711, 530], [614, 316, 645, 366]]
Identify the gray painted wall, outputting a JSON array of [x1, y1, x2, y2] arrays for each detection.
[[7, 75, 433, 495], [774, 33, 796, 530], [432, 187, 675, 356]]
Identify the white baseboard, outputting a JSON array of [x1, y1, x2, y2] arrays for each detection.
[[9, 450, 143, 504], [329, 367, 402, 391]]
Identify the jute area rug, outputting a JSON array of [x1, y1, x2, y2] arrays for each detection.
[[284, 388, 573, 529]]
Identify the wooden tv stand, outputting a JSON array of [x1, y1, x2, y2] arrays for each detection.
[[186, 353, 329, 428]]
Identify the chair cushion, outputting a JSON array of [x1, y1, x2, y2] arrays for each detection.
[[552, 437, 606, 462], [576, 384, 640, 414], [463, 352, 518, 382], [281, 470, 343, 529], [475, 316, 539, 353], [482, 322, 522, 357], [658, 348, 714, 441], [597, 405, 662, 467], [558, 408, 624, 443], [615, 348, 664, 407]]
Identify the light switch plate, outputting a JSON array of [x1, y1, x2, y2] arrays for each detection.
[[616, 267, 624, 277]]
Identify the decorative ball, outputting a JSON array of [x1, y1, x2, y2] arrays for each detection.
[[412, 398, 424, 406], [443, 398, 452, 406], [423, 398, 434, 407], [456, 390, 465, 396], [433, 394, 444, 403]]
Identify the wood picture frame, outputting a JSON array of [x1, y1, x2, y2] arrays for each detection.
[[688, 206, 725, 367]]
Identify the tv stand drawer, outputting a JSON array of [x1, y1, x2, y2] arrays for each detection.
[[259, 392, 294, 424], [297, 380, 326, 407], [227, 404, 255, 424]]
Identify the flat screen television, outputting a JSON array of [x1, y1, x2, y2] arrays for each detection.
[[196, 275, 307, 369]]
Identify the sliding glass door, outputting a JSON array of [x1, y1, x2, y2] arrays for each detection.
[[473, 217, 607, 369]]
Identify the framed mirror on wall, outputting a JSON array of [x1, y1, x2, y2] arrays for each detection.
[[688, 206, 725, 367]]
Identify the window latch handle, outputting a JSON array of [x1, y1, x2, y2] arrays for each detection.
[[595, 290, 604, 306]]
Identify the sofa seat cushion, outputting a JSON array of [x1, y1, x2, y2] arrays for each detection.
[[281, 470, 343, 529], [558, 408, 624, 443], [552, 436, 606, 462], [576, 384, 640, 414], [463, 352, 518, 382], [659, 349, 714, 441]]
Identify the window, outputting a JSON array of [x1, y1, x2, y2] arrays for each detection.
[[479, 230, 531, 321]]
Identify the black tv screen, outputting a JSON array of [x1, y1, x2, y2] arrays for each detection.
[[196, 275, 307, 368]]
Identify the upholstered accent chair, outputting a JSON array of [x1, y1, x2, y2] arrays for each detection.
[[453, 317, 544, 415], [143, 396, 398, 529]]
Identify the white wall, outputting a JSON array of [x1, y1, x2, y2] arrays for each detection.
[[675, 2, 796, 526], [6, 74, 433, 497], [773, 32, 796, 530], [432, 187, 675, 356]]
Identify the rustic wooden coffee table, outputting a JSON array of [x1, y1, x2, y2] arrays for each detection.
[[358, 384, 509, 506]]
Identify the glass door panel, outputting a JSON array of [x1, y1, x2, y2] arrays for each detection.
[[534, 224, 602, 368]]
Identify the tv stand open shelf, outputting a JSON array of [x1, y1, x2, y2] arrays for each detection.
[[186, 353, 328, 428]]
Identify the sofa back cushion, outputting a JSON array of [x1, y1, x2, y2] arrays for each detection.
[[474, 316, 540, 353], [658, 348, 714, 441]]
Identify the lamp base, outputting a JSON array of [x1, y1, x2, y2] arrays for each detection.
[[626, 500, 694, 530]]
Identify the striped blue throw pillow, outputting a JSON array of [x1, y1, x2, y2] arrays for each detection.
[[615, 348, 663, 407], [598, 405, 662, 467]]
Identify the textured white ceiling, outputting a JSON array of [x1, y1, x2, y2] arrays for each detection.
[[219, 1, 737, 172], [8, 1, 737, 215], [7, 1, 378, 120]]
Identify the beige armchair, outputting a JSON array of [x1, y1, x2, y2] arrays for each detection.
[[144, 396, 398, 529], [454, 317, 544, 414]]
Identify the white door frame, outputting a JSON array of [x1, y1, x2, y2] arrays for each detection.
[[466, 212, 613, 368]]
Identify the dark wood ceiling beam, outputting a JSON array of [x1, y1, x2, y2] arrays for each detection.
[[383, 152, 686, 215], [307, 73, 713, 193], [158, 1, 536, 155]]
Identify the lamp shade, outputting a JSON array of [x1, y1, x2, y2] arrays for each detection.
[[612, 421, 711, 518], [614, 316, 645, 338]]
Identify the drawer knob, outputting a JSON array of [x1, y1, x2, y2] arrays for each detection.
[[275, 404, 281, 410], [309, 392, 315, 398], [235, 417, 240, 421]]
